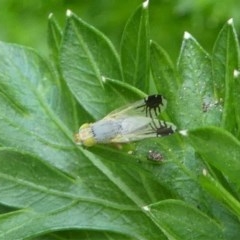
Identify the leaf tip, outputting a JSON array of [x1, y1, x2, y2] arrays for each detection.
[[48, 13, 53, 19], [183, 31, 192, 40], [227, 18, 233, 25], [101, 76, 106, 83], [202, 168, 208, 176], [66, 9, 73, 17], [179, 129, 188, 136], [143, 0, 149, 9], [142, 205, 150, 212], [234, 69, 240, 78]]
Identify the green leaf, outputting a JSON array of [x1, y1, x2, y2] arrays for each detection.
[[133, 135, 218, 219], [47, 13, 62, 61], [150, 41, 178, 120], [0, 204, 13, 214], [60, 11, 126, 120], [0, 42, 81, 174], [34, 231, 136, 240], [0, 148, 171, 240], [176, 32, 222, 129], [199, 171, 240, 218], [233, 70, 240, 138], [47, 13, 83, 128], [150, 41, 178, 95], [120, 0, 150, 92], [102, 77, 146, 99], [212, 19, 240, 100], [0, 42, 172, 239], [212, 19, 240, 135], [185, 126, 240, 187], [146, 199, 224, 240]]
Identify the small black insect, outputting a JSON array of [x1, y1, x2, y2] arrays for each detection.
[[147, 150, 164, 162], [136, 94, 166, 118]]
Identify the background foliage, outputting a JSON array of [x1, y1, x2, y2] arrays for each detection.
[[1, 0, 240, 59]]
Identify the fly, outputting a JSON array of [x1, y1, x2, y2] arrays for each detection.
[[75, 95, 176, 147]]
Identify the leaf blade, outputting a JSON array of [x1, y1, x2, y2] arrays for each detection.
[[150, 41, 178, 121], [60, 11, 124, 120], [0, 148, 169, 240], [146, 199, 224, 240], [212, 19, 240, 135], [47, 13, 62, 61], [176, 32, 222, 129], [185, 126, 240, 187], [120, 1, 150, 91]]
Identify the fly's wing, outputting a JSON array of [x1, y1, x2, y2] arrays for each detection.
[[103, 95, 167, 120], [110, 117, 176, 143], [109, 116, 152, 143], [91, 118, 121, 143], [103, 99, 148, 119]]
